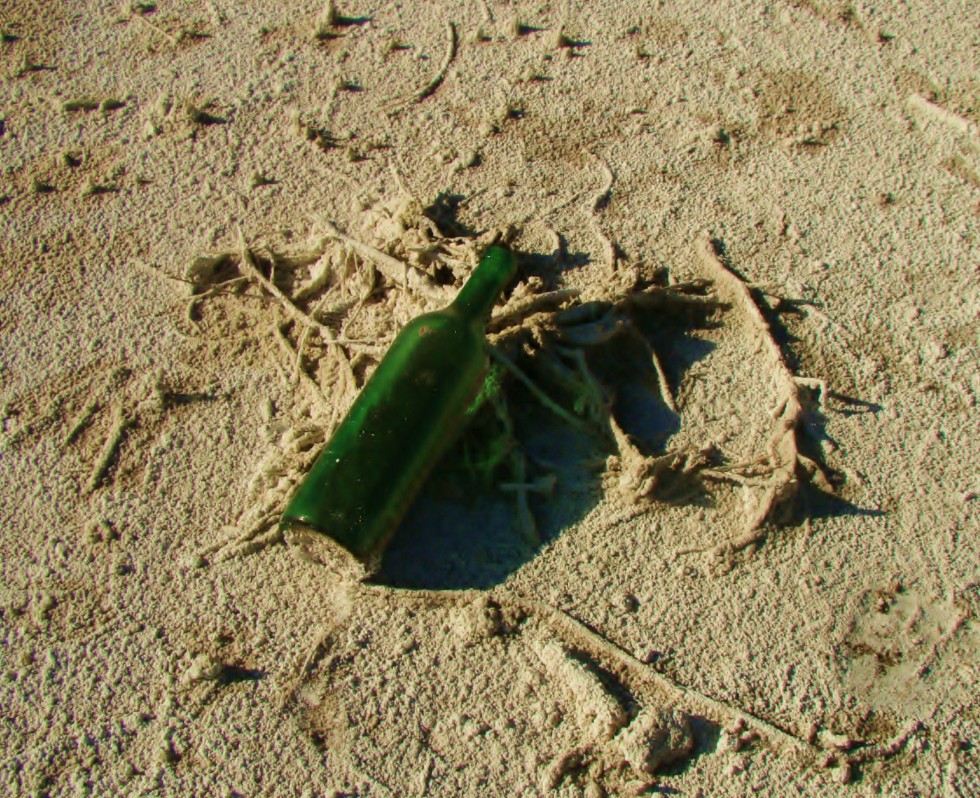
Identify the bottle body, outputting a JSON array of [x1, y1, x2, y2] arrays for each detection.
[[280, 245, 516, 577]]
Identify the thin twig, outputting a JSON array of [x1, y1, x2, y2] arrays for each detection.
[[488, 289, 581, 333], [63, 400, 99, 446], [133, 260, 194, 288], [237, 227, 330, 333], [215, 525, 283, 563], [410, 19, 457, 103], [587, 154, 618, 274], [184, 275, 251, 323], [487, 346, 591, 432], [906, 93, 979, 138], [591, 220, 617, 275], [132, 12, 179, 45], [321, 220, 405, 286], [490, 393, 539, 545], [387, 20, 457, 113], [591, 155, 615, 213], [695, 231, 817, 546], [633, 333, 677, 413], [235, 227, 371, 359], [499, 589, 819, 759], [701, 469, 774, 488], [292, 317, 316, 388], [274, 325, 330, 410], [557, 346, 613, 432], [88, 405, 132, 492], [320, 220, 450, 302], [200, 512, 280, 560], [697, 234, 784, 367]]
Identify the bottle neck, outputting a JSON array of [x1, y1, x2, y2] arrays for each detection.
[[450, 245, 517, 324]]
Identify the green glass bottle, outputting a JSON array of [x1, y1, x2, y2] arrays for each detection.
[[280, 244, 517, 578]]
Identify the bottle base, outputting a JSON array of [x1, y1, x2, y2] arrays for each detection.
[[281, 521, 380, 581]]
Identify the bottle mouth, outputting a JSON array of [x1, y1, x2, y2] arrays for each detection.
[[280, 520, 377, 581]]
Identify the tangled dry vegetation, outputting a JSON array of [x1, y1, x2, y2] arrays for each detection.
[[168, 192, 835, 568], [0, 188, 837, 572]]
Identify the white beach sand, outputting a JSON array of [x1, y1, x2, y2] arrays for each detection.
[[1, 1, 978, 795]]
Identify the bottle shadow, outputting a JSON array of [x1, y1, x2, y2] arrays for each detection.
[[374, 242, 883, 591], [376, 272, 720, 591]]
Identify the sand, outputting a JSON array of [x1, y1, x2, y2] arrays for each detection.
[[1, 0, 978, 795]]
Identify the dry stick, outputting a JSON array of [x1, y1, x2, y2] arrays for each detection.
[[358, 561, 821, 748], [543, 225, 563, 260], [591, 222, 617, 275], [559, 346, 613, 433], [200, 423, 323, 561], [88, 405, 133, 492], [295, 248, 338, 302], [320, 220, 406, 285], [63, 400, 100, 446], [588, 155, 618, 275], [263, 328, 294, 387], [292, 317, 316, 387], [490, 393, 539, 545], [339, 514, 815, 759], [700, 469, 774, 488], [237, 228, 330, 334], [477, 0, 494, 22], [406, 19, 457, 103], [634, 333, 678, 413], [628, 283, 722, 312], [273, 325, 336, 421], [499, 589, 819, 759], [487, 288, 581, 333], [356, 575, 811, 769], [846, 720, 924, 767], [235, 229, 358, 342], [695, 232, 807, 554], [133, 260, 194, 288], [608, 413, 679, 503], [387, 20, 457, 114], [320, 220, 450, 302], [199, 511, 280, 560], [697, 234, 783, 365], [132, 12, 179, 45], [487, 346, 591, 432], [590, 155, 615, 213], [235, 227, 362, 399], [215, 525, 283, 562], [184, 276, 250, 323], [906, 93, 980, 138]]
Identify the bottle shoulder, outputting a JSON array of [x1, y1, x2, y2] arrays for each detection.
[[373, 306, 484, 379], [399, 305, 481, 337]]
